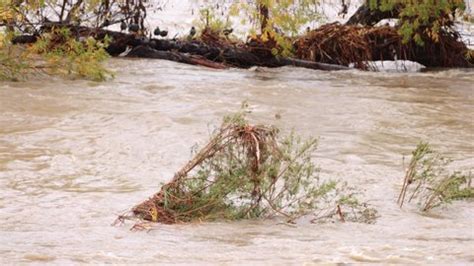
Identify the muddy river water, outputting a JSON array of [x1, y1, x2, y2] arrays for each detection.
[[0, 59, 473, 264]]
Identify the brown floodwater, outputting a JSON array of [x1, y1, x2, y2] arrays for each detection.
[[0, 59, 473, 264]]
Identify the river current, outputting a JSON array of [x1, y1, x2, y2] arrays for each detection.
[[0, 59, 473, 264]]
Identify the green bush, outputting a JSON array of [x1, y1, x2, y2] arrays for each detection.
[[129, 110, 377, 225], [370, 0, 466, 45], [398, 142, 473, 211]]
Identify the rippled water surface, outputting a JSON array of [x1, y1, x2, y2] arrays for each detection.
[[1, 59, 473, 264]]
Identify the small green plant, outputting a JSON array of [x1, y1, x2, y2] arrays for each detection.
[[398, 142, 473, 211], [126, 109, 376, 226]]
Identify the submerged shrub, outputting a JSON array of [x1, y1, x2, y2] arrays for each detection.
[[120, 110, 377, 227], [398, 142, 473, 211]]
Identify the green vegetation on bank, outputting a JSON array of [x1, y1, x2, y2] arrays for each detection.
[[0, 29, 111, 81], [368, 0, 466, 45], [0, 0, 143, 81], [30, 28, 111, 80]]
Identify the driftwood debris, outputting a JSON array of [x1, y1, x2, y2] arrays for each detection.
[[127, 45, 228, 69], [341, 1, 473, 68], [12, 24, 350, 71], [11, 19, 473, 70], [295, 23, 473, 69]]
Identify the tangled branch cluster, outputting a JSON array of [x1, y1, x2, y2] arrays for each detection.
[[126, 112, 376, 226]]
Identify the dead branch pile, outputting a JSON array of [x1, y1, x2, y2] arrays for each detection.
[[132, 118, 281, 224], [129, 112, 377, 225], [294, 23, 473, 69], [364, 25, 473, 68], [295, 23, 373, 69]]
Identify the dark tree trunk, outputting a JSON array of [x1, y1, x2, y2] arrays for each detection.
[[127, 45, 228, 69], [259, 4, 269, 33], [346, 1, 400, 26]]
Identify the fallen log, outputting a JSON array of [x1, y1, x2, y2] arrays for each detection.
[[126, 45, 228, 69], [10, 24, 350, 71], [277, 58, 351, 71], [134, 41, 350, 71]]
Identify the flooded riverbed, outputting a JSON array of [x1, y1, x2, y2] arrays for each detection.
[[0, 59, 473, 264]]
